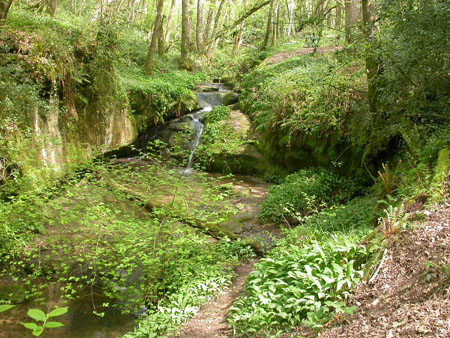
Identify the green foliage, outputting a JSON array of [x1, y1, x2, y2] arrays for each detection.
[[196, 106, 254, 173], [0, 304, 16, 312], [123, 238, 253, 338], [296, 196, 376, 235], [240, 54, 365, 150], [121, 66, 207, 125], [430, 147, 450, 201], [258, 168, 362, 222], [21, 306, 67, 337], [229, 234, 368, 336], [205, 105, 231, 124]]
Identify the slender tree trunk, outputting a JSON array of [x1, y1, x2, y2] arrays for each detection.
[[263, 0, 275, 49], [180, 0, 191, 68], [271, 0, 279, 46], [362, 0, 379, 111], [0, 0, 13, 24], [46, 0, 57, 16], [164, 0, 176, 43], [335, 3, 342, 29], [233, 0, 246, 53], [286, 0, 294, 36], [196, 0, 204, 52], [327, 9, 332, 26], [203, 0, 216, 50], [158, 16, 165, 57], [207, 0, 226, 57], [145, 0, 164, 75], [345, 0, 360, 43]]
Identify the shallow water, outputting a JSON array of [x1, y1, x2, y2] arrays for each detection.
[[0, 285, 136, 338]]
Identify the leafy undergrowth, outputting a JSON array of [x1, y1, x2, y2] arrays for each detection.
[[258, 168, 363, 222], [240, 53, 365, 150], [228, 195, 378, 337]]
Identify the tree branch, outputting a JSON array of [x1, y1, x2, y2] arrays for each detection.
[[214, 0, 271, 40]]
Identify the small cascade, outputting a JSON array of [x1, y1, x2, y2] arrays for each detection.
[[195, 92, 224, 108], [182, 106, 211, 176], [195, 83, 231, 108]]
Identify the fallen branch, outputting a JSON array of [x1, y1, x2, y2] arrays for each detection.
[[369, 248, 388, 284], [103, 178, 266, 256]]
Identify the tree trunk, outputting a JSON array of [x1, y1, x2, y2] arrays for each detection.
[[362, 0, 379, 111], [263, 0, 275, 49], [0, 0, 13, 24], [165, 0, 176, 43], [207, 0, 226, 57], [271, 0, 280, 46], [286, 0, 294, 36], [345, 0, 360, 43], [203, 0, 216, 51], [327, 9, 332, 27], [335, 3, 342, 29], [233, 0, 246, 53], [46, 0, 57, 16], [196, 0, 204, 52], [180, 0, 191, 68], [158, 16, 165, 57], [145, 0, 164, 75]]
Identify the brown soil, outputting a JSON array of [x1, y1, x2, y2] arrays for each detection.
[[263, 46, 343, 66], [320, 202, 450, 338], [175, 259, 259, 338]]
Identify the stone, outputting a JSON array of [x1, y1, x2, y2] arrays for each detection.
[[218, 221, 244, 234], [221, 92, 240, 106]]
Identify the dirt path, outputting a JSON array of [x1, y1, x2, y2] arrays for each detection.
[[175, 259, 258, 338]]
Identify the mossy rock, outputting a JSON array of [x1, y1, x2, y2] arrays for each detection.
[[221, 92, 240, 106], [218, 220, 244, 234]]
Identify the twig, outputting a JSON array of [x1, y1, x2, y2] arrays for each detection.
[[369, 248, 388, 284]]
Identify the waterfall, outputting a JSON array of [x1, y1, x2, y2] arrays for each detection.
[[182, 106, 211, 176]]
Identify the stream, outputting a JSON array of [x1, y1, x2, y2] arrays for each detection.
[[0, 83, 274, 338]]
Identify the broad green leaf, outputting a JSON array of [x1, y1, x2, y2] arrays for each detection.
[[27, 309, 46, 322], [32, 326, 43, 337], [21, 322, 38, 331], [48, 307, 69, 318], [45, 321, 65, 328], [346, 260, 355, 277], [344, 305, 358, 315], [0, 304, 16, 313]]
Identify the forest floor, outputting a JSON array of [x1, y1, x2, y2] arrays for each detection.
[[319, 202, 450, 338], [175, 258, 259, 338]]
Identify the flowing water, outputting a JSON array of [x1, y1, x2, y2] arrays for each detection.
[[182, 107, 211, 176]]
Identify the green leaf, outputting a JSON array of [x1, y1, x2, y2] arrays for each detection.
[[27, 309, 46, 322], [0, 304, 16, 313], [344, 305, 358, 315], [21, 322, 39, 331], [48, 307, 68, 318], [32, 326, 43, 337], [45, 321, 65, 328]]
